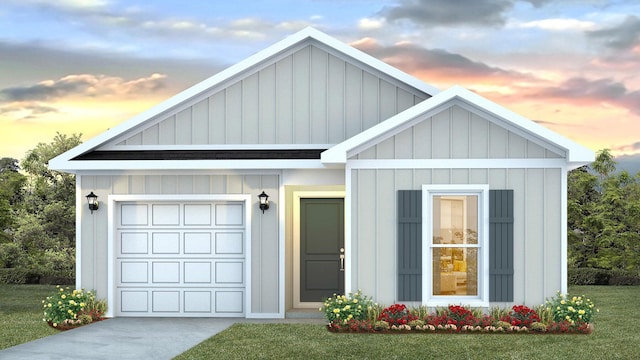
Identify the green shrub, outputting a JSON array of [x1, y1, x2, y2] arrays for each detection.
[[545, 291, 597, 324], [408, 319, 425, 328], [42, 286, 97, 328], [608, 269, 640, 285], [373, 320, 389, 331], [530, 322, 547, 332], [568, 268, 610, 285], [534, 304, 554, 325], [0, 268, 27, 284], [320, 291, 372, 324]]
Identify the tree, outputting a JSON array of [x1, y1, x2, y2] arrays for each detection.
[[0, 157, 26, 242], [0, 133, 81, 283], [567, 149, 640, 273]]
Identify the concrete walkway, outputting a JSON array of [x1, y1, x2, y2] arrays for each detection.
[[0, 317, 325, 360]]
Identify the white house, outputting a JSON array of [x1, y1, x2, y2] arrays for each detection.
[[49, 27, 594, 318]]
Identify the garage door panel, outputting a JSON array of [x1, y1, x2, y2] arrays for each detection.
[[152, 262, 180, 283], [184, 291, 212, 313], [184, 204, 212, 225], [215, 261, 244, 284], [152, 291, 180, 312], [116, 200, 245, 317], [184, 232, 212, 254], [215, 291, 244, 313], [121, 204, 148, 226], [184, 262, 212, 283], [121, 291, 148, 312], [152, 232, 180, 254], [215, 232, 243, 254], [215, 204, 243, 226], [121, 233, 148, 254], [121, 262, 148, 283], [152, 204, 180, 226]]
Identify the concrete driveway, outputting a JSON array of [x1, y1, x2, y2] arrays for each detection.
[[0, 317, 325, 360]]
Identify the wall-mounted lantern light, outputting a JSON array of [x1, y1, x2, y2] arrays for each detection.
[[86, 192, 99, 214], [258, 191, 269, 214]]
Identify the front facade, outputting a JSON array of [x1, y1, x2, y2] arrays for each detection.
[[50, 28, 594, 318]]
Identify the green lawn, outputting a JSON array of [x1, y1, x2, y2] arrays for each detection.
[[1, 285, 638, 359], [0, 284, 57, 350], [176, 286, 640, 360]]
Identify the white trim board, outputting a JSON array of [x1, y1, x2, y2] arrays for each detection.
[[347, 159, 568, 169], [292, 191, 346, 309], [105, 194, 252, 318]]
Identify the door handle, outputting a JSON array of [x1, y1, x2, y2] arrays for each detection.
[[339, 247, 345, 271]]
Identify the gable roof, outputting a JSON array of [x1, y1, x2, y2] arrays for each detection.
[[49, 27, 440, 172], [321, 85, 595, 167]]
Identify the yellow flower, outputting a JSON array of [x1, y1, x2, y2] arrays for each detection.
[[68, 309, 73, 314], [565, 316, 571, 320], [53, 323, 58, 327], [61, 295, 66, 299], [568, 306, 575, 312], [47, 303, 52, 307], [560, 300, 565, 305], [58, 301, 62, 305], [343, 305, 350, 311], [578, 310, 585, 315], [347, 314, 353, 319], [333, 308, 340, 314]]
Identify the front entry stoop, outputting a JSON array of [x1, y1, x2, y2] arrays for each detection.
[[286, 308, 324, 319]]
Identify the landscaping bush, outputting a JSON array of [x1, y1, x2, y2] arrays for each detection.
[[320, 291, 372, 324], [568, 267, 640, 286], [545, 291, 597, 324], [42, 286, 105, 329], [0, 268, 28, 284], [568, 267, 610, 285], [608, 269, 640, 285]]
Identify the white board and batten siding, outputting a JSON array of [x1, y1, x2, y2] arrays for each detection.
[[348, 103, 565, 307], [115, 200, 246, 317], [108, 44, 428, 148], [79, 174, 279, 318]]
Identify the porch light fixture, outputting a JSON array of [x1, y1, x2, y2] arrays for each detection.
[[86, 192, 99, 214], [258, 191, 269, 213]]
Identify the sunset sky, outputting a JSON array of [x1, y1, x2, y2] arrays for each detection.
[[1, 0, 639, 162]]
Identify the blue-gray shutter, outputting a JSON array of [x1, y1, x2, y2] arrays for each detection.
[[397, 190, 422, 301], [489, 189, 514, 302]]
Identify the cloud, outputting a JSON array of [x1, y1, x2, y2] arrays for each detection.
[[586, 15, 640, 50], [532, 77, 640, 115], [379, 0, 552, 27], [351, 38, 536, 85], [0, 103, 58, 119], [514, 18, 595, 31], [0, 73, 167, 103], [10, 0, 311, 44]]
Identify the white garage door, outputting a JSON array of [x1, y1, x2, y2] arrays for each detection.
[[115, 201, 245, 317]]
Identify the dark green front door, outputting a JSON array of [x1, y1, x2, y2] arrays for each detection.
[[300, 198, 344, 302]]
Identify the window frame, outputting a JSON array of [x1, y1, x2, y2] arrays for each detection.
[[422, 184, 490, 307]]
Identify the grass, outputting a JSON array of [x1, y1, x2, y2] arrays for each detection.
[[0, 284, 57, 350], [175, 286, 640, 360]]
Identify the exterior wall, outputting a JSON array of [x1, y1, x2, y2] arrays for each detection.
[[111, 44, 428, 147], [79, 173, 279, 314], [354, 105, 564, 160], [350, 168, 562, 307]]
